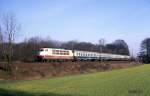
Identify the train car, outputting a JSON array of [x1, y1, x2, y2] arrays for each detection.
[[100, 53, 113, 60], [36, 48, 74, 61], [107, 54, 130, 61], [74, 50, 99, 61]]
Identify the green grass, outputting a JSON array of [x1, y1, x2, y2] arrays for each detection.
[[0, 64, 150, 96]]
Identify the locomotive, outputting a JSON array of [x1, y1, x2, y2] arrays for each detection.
[[36, 48, 130, 61]]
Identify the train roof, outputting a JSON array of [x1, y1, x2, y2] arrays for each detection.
[[40, 48, 130, 57], [74, 50, 130, 57], [40, 48, 72, 51]]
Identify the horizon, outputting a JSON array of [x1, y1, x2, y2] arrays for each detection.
[[1, 0, 150, 56]]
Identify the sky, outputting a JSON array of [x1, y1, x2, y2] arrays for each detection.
[[1, 0, 150, 56]]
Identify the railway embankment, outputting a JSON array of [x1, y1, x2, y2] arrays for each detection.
[[0, 61, 140, 80]]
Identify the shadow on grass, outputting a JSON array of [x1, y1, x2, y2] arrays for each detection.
[[0, 88, 78, 96]]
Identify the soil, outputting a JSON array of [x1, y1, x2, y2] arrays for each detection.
[[0, 61, 140, 80]]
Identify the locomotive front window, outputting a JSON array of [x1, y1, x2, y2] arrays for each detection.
[[40, 49, 44, 51]]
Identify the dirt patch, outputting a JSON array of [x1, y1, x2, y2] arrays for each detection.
[[0, 61, 140, 80]]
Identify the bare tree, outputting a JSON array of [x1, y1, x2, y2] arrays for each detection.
[[1, 13, 20, 73], [0, 25, 4, 62], [0, 26, 3, 43]]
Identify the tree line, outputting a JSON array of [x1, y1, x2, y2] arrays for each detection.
[[0, 37, 130, 62]]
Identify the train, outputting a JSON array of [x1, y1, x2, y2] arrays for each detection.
[[35, 48, 131, 62]]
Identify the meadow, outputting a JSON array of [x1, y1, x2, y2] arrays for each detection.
[[0, 64, 149, 96]]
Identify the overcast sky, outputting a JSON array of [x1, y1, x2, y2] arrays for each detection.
[[1, 0, 150, 56]]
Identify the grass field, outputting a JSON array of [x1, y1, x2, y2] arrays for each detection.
[[0, 64, 149, 96]]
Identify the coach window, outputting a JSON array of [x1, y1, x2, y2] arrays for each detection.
[[56, 50, 58, 54], [61, 52, 64, 55], [60, 51, 63, 55], [52, 50, 55, 54], [63, 51, 66, 55], [64, 51, 68, 55], [54, 50, 58, 54], [63, 51, 65, 55], [64, 51, 66, 55], [66, 51, 69, 55]]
